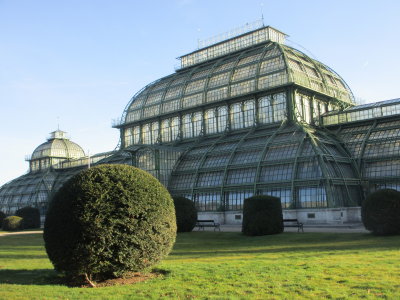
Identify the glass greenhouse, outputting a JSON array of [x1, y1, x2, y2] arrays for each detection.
[[1, 24, 399, 224]]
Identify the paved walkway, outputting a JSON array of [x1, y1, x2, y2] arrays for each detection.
[[204, 224, 369, 233], [0, 230, 43, 237], [0, 224, 369, 237]]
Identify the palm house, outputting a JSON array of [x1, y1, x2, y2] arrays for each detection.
[[1, 22, 400, 225]]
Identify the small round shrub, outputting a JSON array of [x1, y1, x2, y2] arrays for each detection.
[[173, 196, 197, 232], [2, 216, 23, 231], [43, 164, 177, 282], [0, 211, 6, 228], [362, 189, 400, 235], [16, 206, 41, 229], [242, 195, 283, 236]]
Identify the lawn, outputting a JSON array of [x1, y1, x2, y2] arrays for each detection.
[[0, 231, 399, 299]]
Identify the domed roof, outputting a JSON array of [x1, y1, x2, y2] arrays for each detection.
[[120, 40, 354, 126], [30, 130, 85, 160]]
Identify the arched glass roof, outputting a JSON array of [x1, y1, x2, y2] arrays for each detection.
[[168, 122, 361, 210], [327, 115, 400, 191], [0, 168, 78, 215], [30, 130, 85, 160], [118, 41, 354, 126]]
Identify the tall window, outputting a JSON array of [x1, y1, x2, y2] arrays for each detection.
[[193, 112, 203, 137], [151, 121, 159, 144], [273, 93, 286, 121], [205, 108, 217, 134], [124, 128, 132, 147], [259, 95, 273, 124], [133, 126, 140, 144], [161, 119, 171, 142], [295, 94, 304, 122], [182, 114, 193, 139], [142, 124, 151, 144], [243, 100, 255, 127], [217, 106, 228, 132], [171, 117, 180, 140], [304, 96, 312, 123], [230, 103, 243, 130]]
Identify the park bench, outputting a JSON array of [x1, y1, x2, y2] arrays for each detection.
[[283, 219, 304, 232], [195, 219, 221, 231]]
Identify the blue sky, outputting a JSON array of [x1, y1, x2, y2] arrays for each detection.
[[1, 0, 399, 185]]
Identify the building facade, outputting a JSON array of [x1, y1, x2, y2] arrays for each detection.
[[1, 24, 399, 224]]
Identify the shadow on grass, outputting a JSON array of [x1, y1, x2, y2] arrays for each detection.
[[0, 268, 171, 286], [0, 269, 61, 285], [170, 232, 400, 258]]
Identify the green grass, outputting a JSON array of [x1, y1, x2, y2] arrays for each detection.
[[0, 232, 399, 299]]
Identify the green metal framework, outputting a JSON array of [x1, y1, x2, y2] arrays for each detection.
[[114, 39, 354, 148], [2, 25, 399, 219], [323, 99, 400, 195], [167, 122, 361, 212]]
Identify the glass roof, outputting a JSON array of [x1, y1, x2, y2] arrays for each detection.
[[168, 122, 360, 209], [322, 98, 400, 126], [117, 41, 354, 127], [29, 130, 85, 160], [0, 168, 77, 214], [333, 118, 400, 186]]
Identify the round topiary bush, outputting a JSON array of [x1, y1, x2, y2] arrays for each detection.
[[362, 189, 400, 235], [2, 216, 23, 231], [16, 206, 41, 229], [0, 211, 6, 228], [43, 164, 177, 282], [242, 195, 283, 236], [173, 196, 197, 232]]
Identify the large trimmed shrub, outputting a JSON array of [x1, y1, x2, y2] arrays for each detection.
[[173, 196, 197, 232], [362, 189, 400, 235], [242, 195, 283, 236], [16, 206, 40, 229], [2, 216, 23, 231], [43, 164, 177, 282], [0, 211, 6, 228]]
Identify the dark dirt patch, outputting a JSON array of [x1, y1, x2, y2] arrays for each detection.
[[94, 272, 159, 287], [77, 269, 169, 288]]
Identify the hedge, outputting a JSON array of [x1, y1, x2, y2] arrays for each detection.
[[43, 164, 177, 283], [362, 189, 400, 235], [16, 206, 41, 229], [2, 216, 23, 231], [242, 195, 283, 236], [173, 196, 197, 232]]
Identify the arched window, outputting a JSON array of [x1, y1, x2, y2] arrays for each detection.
[[193, 112, 203, 137], [182, 114, 193, 138], [161, 119, 171, 142], [259, 95, 273, 124], [142, 124, 151, 144], [151, 121, 159, 144], [133, 126, 140, 144], [217, 106, 228, 132], [171, 117, 180, 141], [230, 103, 243, 130], [205, 108, 217, 134], [243, 100, 255, 127], [124, 128, 132, 147]]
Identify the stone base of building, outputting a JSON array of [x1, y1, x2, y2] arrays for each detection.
[[198, 207, 362, 225]]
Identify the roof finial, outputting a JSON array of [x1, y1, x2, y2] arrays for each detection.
[[57, 116, 60, 131], [261, 2, 265, 26]]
